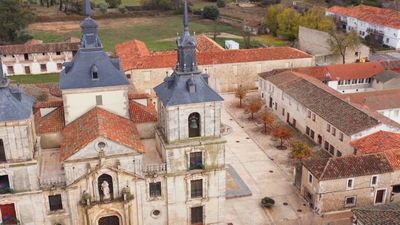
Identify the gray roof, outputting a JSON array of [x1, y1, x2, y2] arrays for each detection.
[[0, 86, 33, 122], [352, 202, 400, 225], [374, 70, 400, 82], [260, 71, 380, 135], [59, 49, 129, 90], [154, 72, 223, 106]]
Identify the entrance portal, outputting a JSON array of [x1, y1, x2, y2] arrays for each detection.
[[98, 215, 119, 225]]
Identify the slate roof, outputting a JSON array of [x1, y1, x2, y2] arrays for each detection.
[[351, 131, 400, 154], [0, 84, 33, 122], [60, 107, 144, 161], [154, 72, 223, 106], [374, 70, 400, 82], [303, 153, 393, 181], [352, 202, 400, 225], [327, 5, 400, 29], [59, 49, 129, 90], [259, 71, 381, 135]]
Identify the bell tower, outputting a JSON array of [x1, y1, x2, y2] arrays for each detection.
[[154, 1, 226, 224]]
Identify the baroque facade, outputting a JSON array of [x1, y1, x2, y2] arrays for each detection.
[[0, 1, 225, 225]]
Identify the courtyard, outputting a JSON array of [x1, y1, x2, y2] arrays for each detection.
[[222, 93, 352, 225]]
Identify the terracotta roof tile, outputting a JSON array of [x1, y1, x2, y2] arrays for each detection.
[[303, 153, 393, 180], [0, 40, 80, 55], [352, 202, 400, 225], [34, 107, 65, 134], [129, 100, 157, 123], [352, 131, 400, 154], [115, 36, 311, 71], [344, 89, 400, 111], [328, 5, 400, 29], [60, 107, 144, 161]]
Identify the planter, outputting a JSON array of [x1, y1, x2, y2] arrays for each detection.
[[261, 197, 275, 208]]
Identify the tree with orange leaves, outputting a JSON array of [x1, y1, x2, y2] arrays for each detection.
[[272, 126, 293, 149]]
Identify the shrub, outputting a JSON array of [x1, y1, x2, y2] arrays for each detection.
[[118, 5, 127, 13], [105, 0, 121, 8], [202, 5, 219, 20], [193, 8, 203, 15], [261, 197, 275, 208], [159, 0, 172, 10], [98, 2, 109, 13], [217, 0, 225, 8]]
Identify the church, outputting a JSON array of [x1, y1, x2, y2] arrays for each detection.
[[0, 0, 226, 224]]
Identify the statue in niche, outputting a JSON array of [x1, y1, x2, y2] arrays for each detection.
[[101, 180, 111, 200]]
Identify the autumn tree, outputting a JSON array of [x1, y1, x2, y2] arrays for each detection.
[[276, 8, 301, 41], [299, 7, 335, 32], [272, 126, 292, 149], [247, 97, 262, 119], [328, 30, 361, 64], [265, 4, 285, 36], [261, 111, 274, 133], [290, 141, 311, 161], [235, 85, 247, 108]]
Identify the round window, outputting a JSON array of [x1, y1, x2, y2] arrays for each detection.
[[151, 209, 161, 218], [97, 141, 106, 149]]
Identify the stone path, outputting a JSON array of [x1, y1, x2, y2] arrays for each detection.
[[222, 93, 352, 225]]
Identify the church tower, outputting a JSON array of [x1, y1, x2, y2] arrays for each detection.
[[154, 1, 226, 223], [59, 1, 130, 124]]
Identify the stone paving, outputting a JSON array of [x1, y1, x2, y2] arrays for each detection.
[[222, 93, 352, 225]]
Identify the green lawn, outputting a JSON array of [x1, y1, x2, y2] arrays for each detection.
[[254, 35, 288, 47], [9, 73, 59, 84], [30, 16, 242, 52], [92, 0, 142, 6]]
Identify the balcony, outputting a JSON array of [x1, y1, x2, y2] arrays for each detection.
[[142, 163, 167, 175], [40, 175, 66, 188]]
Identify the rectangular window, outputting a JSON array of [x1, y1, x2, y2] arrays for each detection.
[[332, 127, 336, 136], [312, 114, 316, 122], [57, 63, 63, 70], [310, 130, 315, 139], [149, 182, 161, 198], [282, 108, 285, 116], [191, 179, 203, 198], [0, 203, 17, 225], [347, 178, 354, 190], [191, 206, 203, 225], [345, 196, 356, 207], [308, 172, 313, 184], [96, 95, 103, 105], [48, 194, 63, 211], [336, 150, 342, 157], [329, 145, 335, 155], [326, 124, 331, 132], [352, 79, 357, 84], [40, 64, 47, 72], [358, 78, 364, 83], [0, 175, 10, 194], [339, 133, 344, 142], [0, 140, 5, 162], [56, 51, 61, 55], [345, 80, 351, 85], [307, 110, 311, 118], [190, 152, 203, 170], [306, 126, 310, 136], [324, 141, 329, 151], [6, 66, 14, 75], [371, 175, 378, 186], [274, 102, 277, 110], [24, 53, 29, 61], [338, 80, 343, 85]]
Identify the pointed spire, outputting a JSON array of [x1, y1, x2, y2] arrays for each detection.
[[183, 0, 189, 33], [0, 53, 9, 88], [84, 0, 91, 17]]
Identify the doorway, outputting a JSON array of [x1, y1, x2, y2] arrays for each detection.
[[98, 216, 119, 225], [24, 66, 30, 74], [317, 135, 322, 145], [269, 97, 273, 108], [375, 189, 386, 204]]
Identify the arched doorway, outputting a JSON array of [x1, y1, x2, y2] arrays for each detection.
[[98, 174, 113, 201], [98, 215, 119, 225], [188, 113, 200, 138]]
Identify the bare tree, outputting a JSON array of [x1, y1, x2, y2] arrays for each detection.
[[328, 30, 361, 64]]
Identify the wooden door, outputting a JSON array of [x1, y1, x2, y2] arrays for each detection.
[[375, 189, 386, 204], [98, 216, 119, 225]]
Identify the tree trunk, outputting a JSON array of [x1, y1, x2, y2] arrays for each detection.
[[251, 112, 254, 119], [341, 53, 345, 64], [280, 138, 283, 147], [239, 98, 242, 108], [59, 0, 63, 11], [47, 0, 50, 8]]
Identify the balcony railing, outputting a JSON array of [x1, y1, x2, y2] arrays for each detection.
[[142, 163, 167, 174], [40, 175, 66, 188]]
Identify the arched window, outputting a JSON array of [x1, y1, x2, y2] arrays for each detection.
[[99, 215, 119, 225], [98, 174, 113, 201], [188, 113, 200, 138]]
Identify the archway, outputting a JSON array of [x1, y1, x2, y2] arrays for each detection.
[[98, 215, 119, 225], [98, 174, 113, 201], [188, 112, 200, 138]]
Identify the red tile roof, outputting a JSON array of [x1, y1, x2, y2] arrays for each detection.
[[344, 89, 400, 111], [384, 149, 400, 170], [196, 35, 224, 52], [0, 39, 80, 55], [115, 35, 312, 71], [351, 131, 400, 154], [129, 100, 157, 123], [293, 62, 384, 81], [60, 107, 144, 161], [34, 107, 65, 134], [327, 5, 400, 29]]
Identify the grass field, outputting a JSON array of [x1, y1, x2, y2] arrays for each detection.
[[92, 0, 142, 6], [9, 73, 59, 84], [30, 16, 243, 52]]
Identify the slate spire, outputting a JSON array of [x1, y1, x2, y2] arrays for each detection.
[[0, 53, 9, 88], [176, 0, 198, 73], [80, 0, 102, 49]]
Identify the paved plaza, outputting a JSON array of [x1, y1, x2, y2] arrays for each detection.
[[222, 94, 352, 225]]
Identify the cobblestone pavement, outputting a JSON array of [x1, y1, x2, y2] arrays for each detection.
[[222, 93, 352, 225]]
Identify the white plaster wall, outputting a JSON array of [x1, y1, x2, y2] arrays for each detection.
[[62, 87, 129, 124], [378, 108, 400, 124]]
